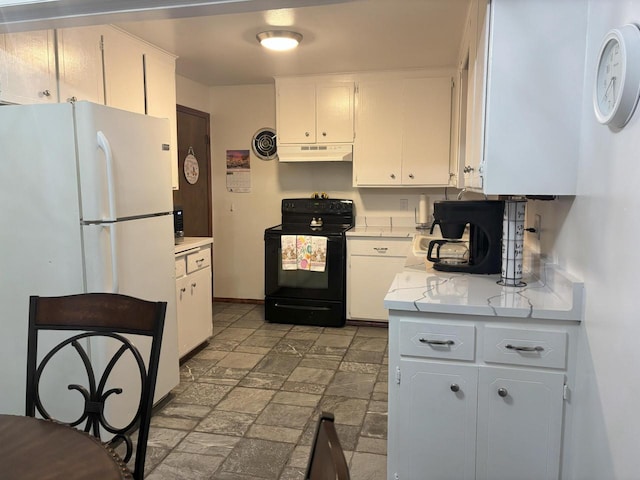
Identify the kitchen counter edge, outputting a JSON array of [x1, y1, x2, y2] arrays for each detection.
[[384, 252, 584, 322], [174, 237, 213, 255]]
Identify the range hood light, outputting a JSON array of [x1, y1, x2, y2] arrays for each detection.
[[257, 30, 303, 51]]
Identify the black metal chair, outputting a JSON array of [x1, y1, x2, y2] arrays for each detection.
[[25, 293, 167, 480], [305, 412, 350, 480]]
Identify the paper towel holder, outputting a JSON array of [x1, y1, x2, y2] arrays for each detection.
[[415, 193, 431, 230]]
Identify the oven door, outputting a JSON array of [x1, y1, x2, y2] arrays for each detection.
[[264, 230, 345, 301]]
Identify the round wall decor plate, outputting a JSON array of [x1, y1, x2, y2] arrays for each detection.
[[184, 153, 200, 184]]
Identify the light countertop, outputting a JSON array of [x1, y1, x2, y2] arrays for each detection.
[[384, 251, 584, 322], [174, 237, 213, 255], [346, 226, 421, 238]]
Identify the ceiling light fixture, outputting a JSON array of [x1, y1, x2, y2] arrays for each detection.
[[256, 30, 303, 51]]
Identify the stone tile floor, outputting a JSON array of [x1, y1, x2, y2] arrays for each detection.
[[144, 302, 388, 480]]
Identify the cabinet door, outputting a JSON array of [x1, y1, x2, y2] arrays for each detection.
[[276, 82, 316, 143], [476, 367, 565, 480], [402, 76, 452, 185], [316, 82, 354, 143], [0, 30, 57, 104], [353, 80, 402, 185], [396, 361, 478, 480], [57, 26, 105, 104], [145, 49, 178, 189], [177, 267, 212, 358], [102, 27, 145, 114], [463, 0, 488, 189]]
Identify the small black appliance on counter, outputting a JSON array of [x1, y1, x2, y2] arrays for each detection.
[[427, 200, 504, 274], [173, 207, 184, 244]]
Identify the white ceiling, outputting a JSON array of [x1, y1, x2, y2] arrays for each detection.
[[115, 0, 470, 86]]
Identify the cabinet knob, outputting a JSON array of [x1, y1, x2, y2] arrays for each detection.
[[463, 165, 475, 174], [408, 173, 414, 179], [450, 383, 460, 393], [67, 96, 77, 103], [305, 132, 310, 137], [40, 89, 51, 97], [390, 173, 396, 179], [498, 387, 508, 398], [322, 131, 327, 137]]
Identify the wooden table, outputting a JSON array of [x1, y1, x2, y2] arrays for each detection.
[[0, 414, 132, 480]]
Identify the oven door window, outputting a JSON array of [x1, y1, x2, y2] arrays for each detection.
[[265, 233, 344, 301]]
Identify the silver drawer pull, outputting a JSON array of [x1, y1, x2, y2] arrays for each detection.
[[498, 387, 508, 398], [450, 383, 460, 393], [373, 247, 388, 253], [505, 344, 544, 352], [419, 338, 454, 346]]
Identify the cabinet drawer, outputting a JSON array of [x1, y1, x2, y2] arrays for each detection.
[[399, 320, 475, 361], [483, 326, 568, 369], [175, 257, 186, 278], [187, 247, 211, 273], [348, 238, 410, 257]]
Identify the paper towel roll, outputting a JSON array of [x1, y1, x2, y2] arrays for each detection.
[[418, 194, 429, 225]]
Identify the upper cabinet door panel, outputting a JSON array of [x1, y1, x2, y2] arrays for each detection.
[[57, 26, 104, 104], [402, 76, 452, 185], [276, 82, 316, 143], [316, 82, 354, 143], [0, 30, 57, 104], [102, 27, 145, 115]]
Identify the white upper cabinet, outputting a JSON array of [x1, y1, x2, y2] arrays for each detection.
[[56, 26, 104, 104], [353, 72, 453, 187], [144, 47, 179, 189], [276, 77, 355, 144], [461, 0, 587, 195], [102, 26, 146, 115], [0, 30, 57, 104]]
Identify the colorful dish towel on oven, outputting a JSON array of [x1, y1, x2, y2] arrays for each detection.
[[281, 235, 297, 270], [310, 236, 327, 272], [296, 235, 312, 270]]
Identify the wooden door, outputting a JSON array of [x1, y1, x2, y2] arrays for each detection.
[[173, 105, 212, 237]]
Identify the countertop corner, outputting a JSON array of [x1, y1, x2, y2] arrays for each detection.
[[384, 251, 584, 322], [174, 237, 213, 255]]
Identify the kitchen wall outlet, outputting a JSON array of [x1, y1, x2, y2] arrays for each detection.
[[400, 198, 408, 211], [534, 214, 541, 240]]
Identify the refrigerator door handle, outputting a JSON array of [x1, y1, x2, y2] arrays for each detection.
[[107, 223, 119, 293], [97, 131, 117, 221]]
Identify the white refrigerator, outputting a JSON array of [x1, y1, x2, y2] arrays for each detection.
[[0, 101, 180, 426]]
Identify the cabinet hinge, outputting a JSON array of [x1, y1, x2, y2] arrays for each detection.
[[563, 384, 570, 401], [205, 134, 210, 146], [354, 83, 358, 94], [99, 36, 104, 51], [395, 366, 401, 384]]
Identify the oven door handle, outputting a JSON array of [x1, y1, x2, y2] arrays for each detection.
[[274, 303, 332, 312]]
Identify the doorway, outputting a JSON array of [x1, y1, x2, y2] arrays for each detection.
[[173, 105, 212, 237]]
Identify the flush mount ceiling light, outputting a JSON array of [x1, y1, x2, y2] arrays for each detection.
[[256, 30, 303, 51]]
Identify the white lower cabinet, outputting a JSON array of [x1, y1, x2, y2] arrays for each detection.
[[175, 246, 213, 358], [388, 313, 576, 480], [347, 236, 411, 321]]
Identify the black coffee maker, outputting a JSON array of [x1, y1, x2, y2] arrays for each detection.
[[427, 200, 504, 274]]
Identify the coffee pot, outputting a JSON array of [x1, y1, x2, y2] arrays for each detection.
[[427, 200, 504, 274], [427, 240, 469, 265]]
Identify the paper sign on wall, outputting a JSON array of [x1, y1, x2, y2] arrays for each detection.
[[226, 149, 251, 192]]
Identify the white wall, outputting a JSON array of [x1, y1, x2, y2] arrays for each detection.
[[175, 74, 210, 111], [527, 2, 640, 478], [207, 83, 451, 300]]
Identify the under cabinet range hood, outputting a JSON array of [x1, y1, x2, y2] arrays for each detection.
[[277, 144, 353, 162]]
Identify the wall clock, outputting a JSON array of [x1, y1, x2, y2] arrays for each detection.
[[593, 24, 640, 128]]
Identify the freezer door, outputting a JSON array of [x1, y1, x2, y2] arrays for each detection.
[[82, 214, 179, 426], [74, 101, 173, 222]]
